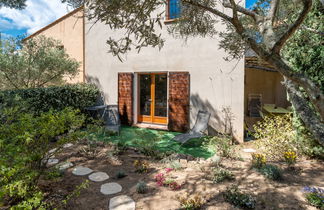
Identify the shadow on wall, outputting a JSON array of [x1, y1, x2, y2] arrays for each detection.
[[190, 93, 237, 140], [85, 75, 109, 105]]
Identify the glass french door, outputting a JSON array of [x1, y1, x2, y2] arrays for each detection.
[[138, 73, 168, 124]]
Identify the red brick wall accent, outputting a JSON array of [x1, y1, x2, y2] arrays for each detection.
[[168, 72, 190, 132], [118, 73, 133, 125]]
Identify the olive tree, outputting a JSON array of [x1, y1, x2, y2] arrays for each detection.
[[66, 0, 323, 145], [0, 35, 80, 89]]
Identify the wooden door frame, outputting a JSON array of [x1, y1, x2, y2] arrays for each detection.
[[137, 72, 168, 125]]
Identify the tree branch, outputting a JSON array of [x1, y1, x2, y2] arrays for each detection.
[[183, 0, 232, 22], [272, 0, 312, 54], [269, 0, 280, 24], [222, 0, 260, 21]]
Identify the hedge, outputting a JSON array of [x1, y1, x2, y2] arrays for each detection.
[[0, 84, 100, 113]]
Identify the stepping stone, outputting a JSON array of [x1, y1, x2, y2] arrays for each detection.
[[48, 148, 57, 154], [243, 148, 256, 153], [56, 162, 74, 171], [72, 166, 93, 176], [45, 158, 59, 167], [100, 183, 122, 195], [63, 143, 74, 148], [109, 195, 135, 210], [89, 172, 109, 182]]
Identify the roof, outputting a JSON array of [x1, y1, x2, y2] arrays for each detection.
[[245, 49, 277, 72], [23, 6, 84, 41]]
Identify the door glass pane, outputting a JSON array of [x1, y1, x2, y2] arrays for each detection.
[[154, 74, 167, 117], [139, 74, 151, 116]]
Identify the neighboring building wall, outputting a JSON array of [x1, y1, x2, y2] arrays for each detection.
[[244, 68, 290, 115], [85, 7, 245, 142], [25, 8, 84, 84]]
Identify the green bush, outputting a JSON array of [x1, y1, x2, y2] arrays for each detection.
[[209, 167, 235, 183], [136, 181, 148, 194], [253, 114, 323, 160], [0, 84, 100, 114], [223, 185, 256, 209], [0, 107, 85, 209], [257, 165, 283, 181], [202, 135, 235, 158]]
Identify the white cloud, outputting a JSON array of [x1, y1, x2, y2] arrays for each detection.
[[0, 0, 73, 34]]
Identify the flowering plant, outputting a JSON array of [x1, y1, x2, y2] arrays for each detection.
[[165, 168, 173, 173], [133, 160, 149, 173], [154, 170, 182, 190], [251, 153, 266, 168], [302, 186, 324, 209], [283, 151, 297, 166], [154, 173, 165, 186]]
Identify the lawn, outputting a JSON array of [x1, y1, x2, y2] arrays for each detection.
[[89, 126, 215, 159]]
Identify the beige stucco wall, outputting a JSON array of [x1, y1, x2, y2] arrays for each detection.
[[28, 9, 84, 84], [244, 68, 290, 115], [84, 5, 245, 142]]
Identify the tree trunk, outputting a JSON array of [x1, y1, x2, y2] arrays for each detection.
[[285, 79, 324, 146]]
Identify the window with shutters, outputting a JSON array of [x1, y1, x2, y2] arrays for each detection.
[[167, 0, 181, 20]]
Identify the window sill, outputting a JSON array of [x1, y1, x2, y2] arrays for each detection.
[[164, 18, 179, 24]]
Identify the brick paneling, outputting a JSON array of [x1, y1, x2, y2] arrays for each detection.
[[168, 72, 190, 132], [118, 73, 133, 125]]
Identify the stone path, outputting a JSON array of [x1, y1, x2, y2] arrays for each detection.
[[100, 183, 122, 195], [70, 165, 135, 209]]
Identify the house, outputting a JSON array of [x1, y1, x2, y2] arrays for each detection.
[[26, 1, 290, 142], [23, 7, 85, 84]]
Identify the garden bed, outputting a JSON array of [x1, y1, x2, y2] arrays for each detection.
[[40, 140, 323, 210]]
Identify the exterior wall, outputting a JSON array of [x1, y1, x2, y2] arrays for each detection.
[[85, 6, 245, 142], [26, 8, 84, 84], [244, 68, 290, 115]]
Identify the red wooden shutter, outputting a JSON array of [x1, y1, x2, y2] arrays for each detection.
[[168, 72, 190, 132], [118, 73, 134, 125]]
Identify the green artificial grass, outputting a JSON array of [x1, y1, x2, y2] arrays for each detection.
[[91, 126, 214, 159]]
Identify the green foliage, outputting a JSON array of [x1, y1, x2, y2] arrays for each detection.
[[257, 165, 283, 181], [223, 185, 256, 209], [303, 187, 324, 209], [203, 135, 234, 158], [136, 181, 148, 194], [253, 114, 323, 160], [209, 167, 234, 183], [115, 170, 127, 179], [0, 35, 80, 89], [0, 0, 26, 9], [0, 84, 100, 114], [177, 193, 205, 210], [168, 160, 182, 171], [0, 107, 85, 209], [44, 168, 63, 180], [282, 0, 324, 93]]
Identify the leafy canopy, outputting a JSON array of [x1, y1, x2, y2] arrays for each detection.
[[0, 35, 80, 89]]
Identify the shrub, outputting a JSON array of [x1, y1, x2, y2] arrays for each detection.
[[0, 107, 85, 209], [133, 160, 150, 173], [116, 170, 127, 179], [177, 193, 205, 210], [168, 160, 182, 170], [209, 167, 234, 183], [251, 153, 266, 168], [202, 135, 235, 158], [302, 186, 324, 209], [136, 181, 148, 194], [257, 165, 283, 181], [283, 151, 297, 167], [0, 84, 100, 114], [223, 185, 256, 209], [253, 114, 324, 160]]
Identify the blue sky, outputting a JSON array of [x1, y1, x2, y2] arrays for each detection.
[[0, 0, 258, 39]]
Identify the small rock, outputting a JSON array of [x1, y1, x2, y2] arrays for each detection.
[[63, 143, 74, 148], [48, 148, 57, 154], [72, 166, 93, 176], [109, 195, 135, 210], [100, 183, 122, 195], [179, 159, 188, 165], [89, 172, 109, 182], [56, 162, 74, 171], [243, 148, 256, 153], [45, 158, 59, 167], [207, 154, 221, 165]]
